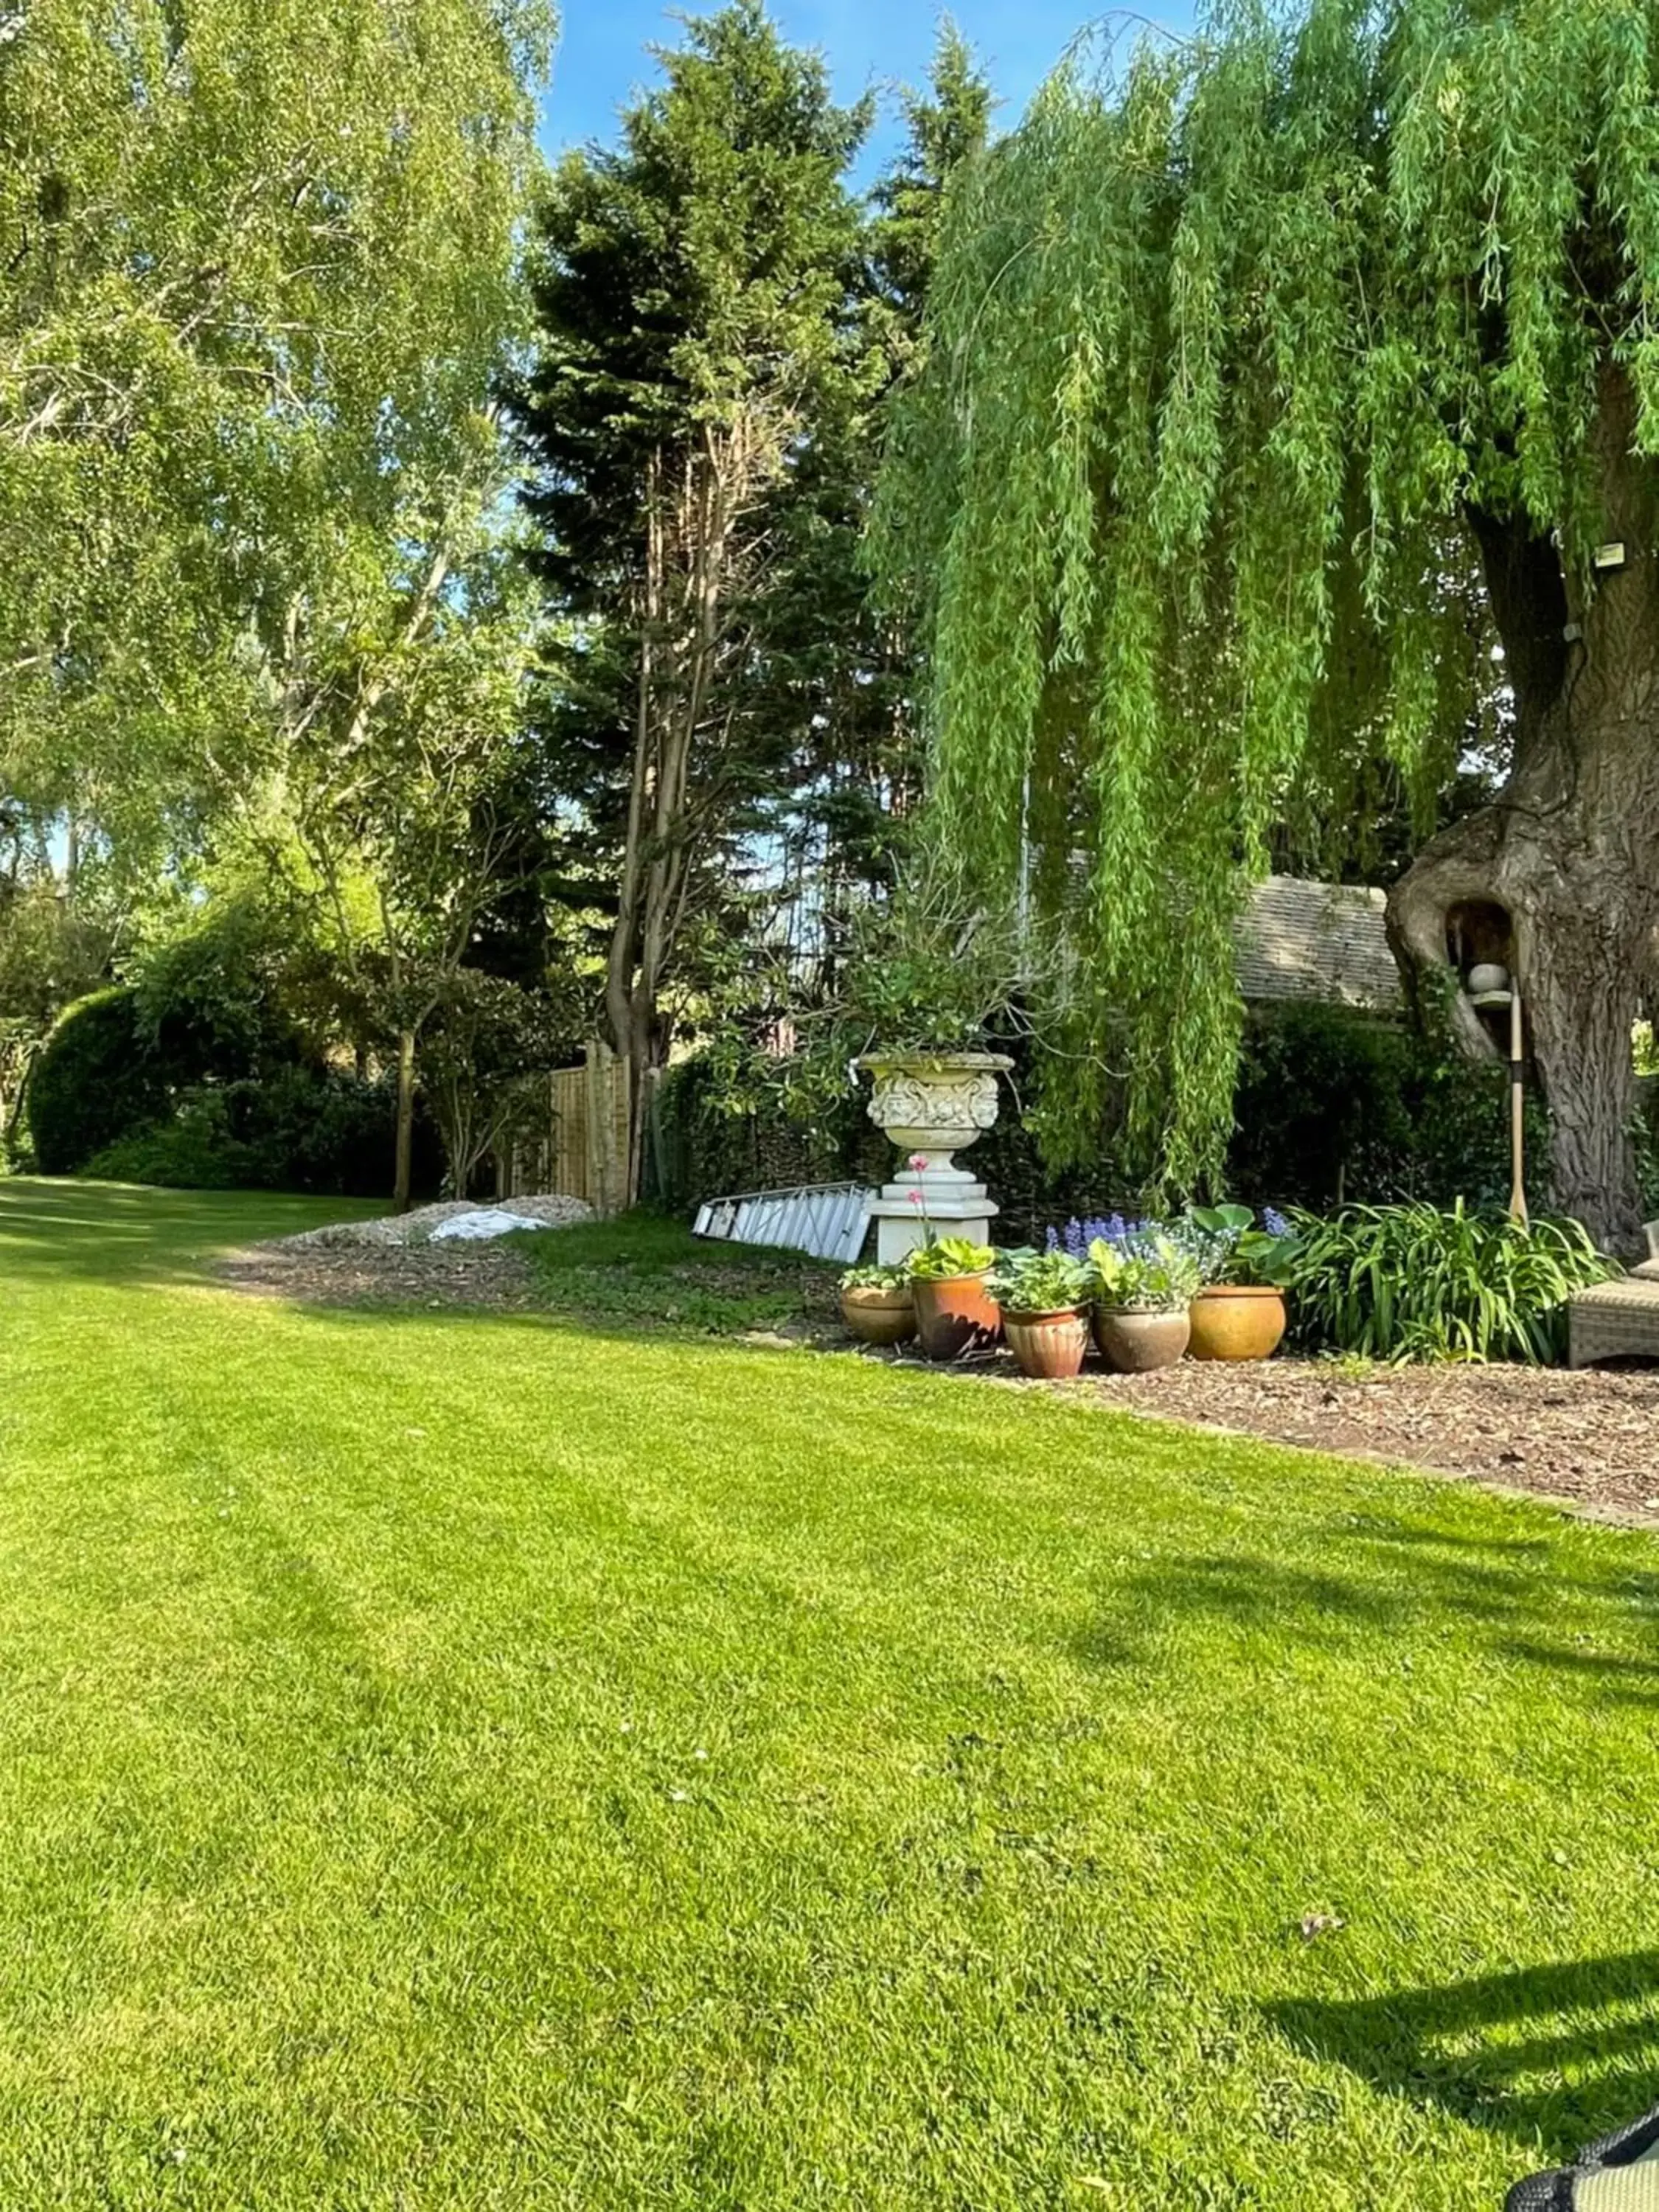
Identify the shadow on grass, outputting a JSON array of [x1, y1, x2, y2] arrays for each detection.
[[0, 1178, 383, 1292], [1059, 1524, 1659, 1711], [1269, 1951, 1659, 2157]]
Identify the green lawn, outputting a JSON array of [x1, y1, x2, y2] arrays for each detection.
[[3, 1180, 1658, 2210]]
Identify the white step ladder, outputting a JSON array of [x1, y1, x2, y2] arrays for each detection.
[[692, 1182, 874, 1265]]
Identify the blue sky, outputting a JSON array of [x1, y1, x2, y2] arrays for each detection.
[[538, 1, 1200, 178]]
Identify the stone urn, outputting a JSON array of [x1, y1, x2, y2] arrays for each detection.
[[856, 1051, 1013, 1266]]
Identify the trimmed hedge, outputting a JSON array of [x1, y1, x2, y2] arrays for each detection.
[[28, 990, 170, 1175]]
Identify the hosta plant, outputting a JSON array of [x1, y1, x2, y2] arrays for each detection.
[[907, 1236, 995, 1283], [1182, 1204, 1303, 1287], [840, 1262, 911, 1293], [1284, 1202, 1616, 1365], [987, 1248, 1091, 1315]]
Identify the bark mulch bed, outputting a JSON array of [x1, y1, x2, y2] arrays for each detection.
[[219, 1240, 540, 1312], [1063, 1357, 1659, 1527]]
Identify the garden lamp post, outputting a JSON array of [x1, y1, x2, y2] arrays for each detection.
[[1465, 964, 1528, 1225]]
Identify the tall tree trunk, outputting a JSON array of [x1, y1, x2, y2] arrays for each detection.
[[1388, 370, 1659, 1254], [393, 1028, 417, 1214]]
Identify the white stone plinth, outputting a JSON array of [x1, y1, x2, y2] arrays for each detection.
[[870, 1180, 998, 1265]]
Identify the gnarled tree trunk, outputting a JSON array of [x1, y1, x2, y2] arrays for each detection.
[[1388, 371, 1659, 1256]]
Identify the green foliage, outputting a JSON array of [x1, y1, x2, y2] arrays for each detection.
[[1284, 1203, 1617, 1364], [839, 1261, 911, 1292], [83, 1072, 434, 1200], [420, 973, 577, 1197], [0, 0, 554, 880], [986, 1245, 1089, 1313], [518, 1210, 835, 1334], [877, 0, 1659, 1189], [906, 1235, 993, 1281], [1087, 1232, 1200, 1313], [1183, 1204, 1304, 1288], [1230, 1004, 1554, 1214], [515, 1, 876, 1072], [131, 895, 307, 1082], [27, 989, 167, 1175], [647, 1051, 888, 1216]]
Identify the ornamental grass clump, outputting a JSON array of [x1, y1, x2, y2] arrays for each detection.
[[1284, 1202, 1617, 1364]]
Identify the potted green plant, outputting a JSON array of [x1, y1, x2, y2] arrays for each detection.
[[844, 854, 1026, 1265], [1087, 1232, 1200, 1372], [907, 1234, 1000, 1360], [838, 1261, 917, 1347], [987, 1248, 1093, 1379], [1181, 1205, 1299, 1361]]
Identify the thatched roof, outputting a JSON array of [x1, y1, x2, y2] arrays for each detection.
[[1234, 875, 1402, 1011]]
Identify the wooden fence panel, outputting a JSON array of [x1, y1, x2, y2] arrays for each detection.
[[501, 1041, 630, 1215]]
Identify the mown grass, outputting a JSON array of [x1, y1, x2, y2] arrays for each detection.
[[516, 1210, 838, 1333], [2, 1178, 1659, 2209]]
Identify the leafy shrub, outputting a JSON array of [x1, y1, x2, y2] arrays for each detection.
[[131, 895, 305, 1082], [83, 1071, 439, 1199], [28, 990, 170, 1174], [1283, 1202, 1616, 1364], [84, 1099, 257, 1191], [1229, 1004, 1551, 1213]]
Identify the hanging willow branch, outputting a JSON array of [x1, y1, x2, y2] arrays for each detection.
[[873, 0, 1659, 1195]]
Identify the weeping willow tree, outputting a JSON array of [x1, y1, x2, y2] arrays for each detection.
[[877, 0, 1659, 1249]]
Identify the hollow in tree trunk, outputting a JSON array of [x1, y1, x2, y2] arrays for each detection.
[[1388, 371, 1659, 1256]]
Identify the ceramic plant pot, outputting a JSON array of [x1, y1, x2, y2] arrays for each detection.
[[1092, 1306, 1191, 1373], [1187, 1285, 1287, 1362], [839, 1285, 918, 1348], [912, 1271, 1001, 1362], [1003, 1307, 1091, 1380]]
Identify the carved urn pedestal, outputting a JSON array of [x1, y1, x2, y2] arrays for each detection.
[[856, 1051, 1013, 1266]]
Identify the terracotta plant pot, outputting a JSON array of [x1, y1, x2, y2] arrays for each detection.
[[911, 1272, 1001, 1362], [839, 1285, 917, 1348], [1092, 1306, 1191, 1374], [1187, 1285, 1287, 1362], [1003, 1306, 1091, 1380]]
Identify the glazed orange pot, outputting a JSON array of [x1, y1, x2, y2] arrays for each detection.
[[911, 1272, 1001, 1361], [1187, 1284, 1287, 1362], [1092, 1306, 1191, 1372], [1003, 1307, 1091, 1380], [839, 1285, 917, 1347]]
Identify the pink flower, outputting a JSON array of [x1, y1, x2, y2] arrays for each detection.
[[908, 1190, 922, 1208], [909, 1152, 928, 1170]]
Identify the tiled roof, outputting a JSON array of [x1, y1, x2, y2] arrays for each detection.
[[1234, 875, 1402, 1010]]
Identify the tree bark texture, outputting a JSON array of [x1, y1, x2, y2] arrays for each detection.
[[605, 422, 759, 1204], [1388, 370, 1659, 1253], [393, 1027, 417, 1215]]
